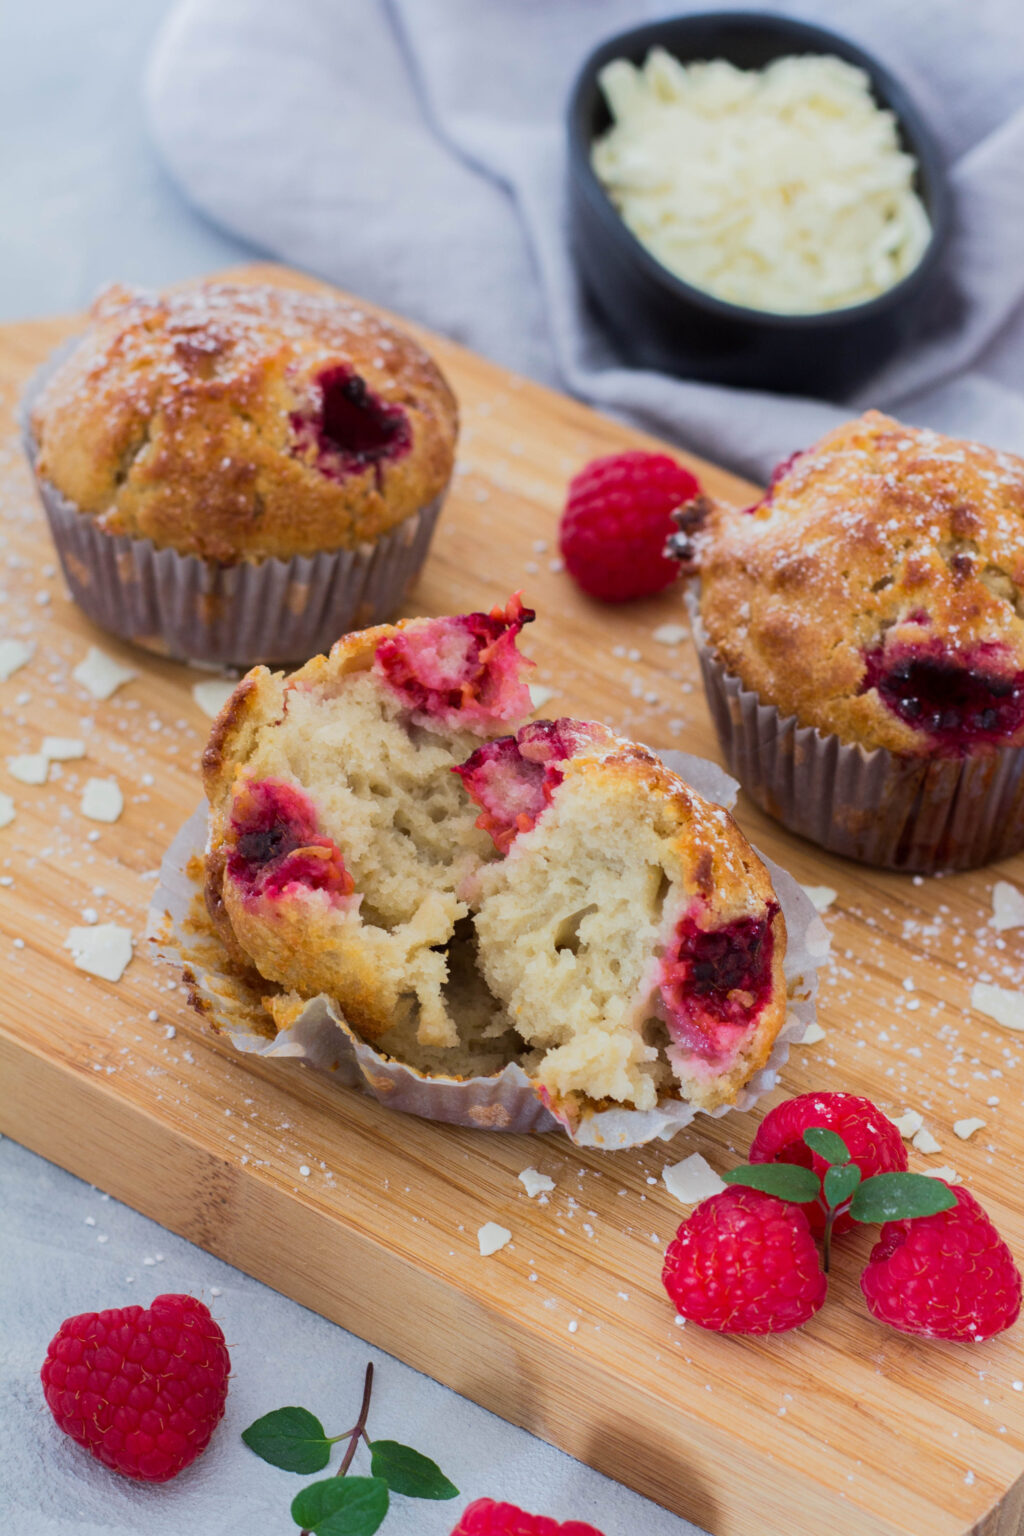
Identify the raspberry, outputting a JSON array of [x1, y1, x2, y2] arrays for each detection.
[[662, 1186, 826, 1334], [559, 451, 700, 603], [450, 1499, 606, 1535], [750, 1092, 907, 1236], [41, 1293, 230, 1482], [860, 1183, 1022, 1341]]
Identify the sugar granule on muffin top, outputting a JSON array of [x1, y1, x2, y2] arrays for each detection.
[[201, 597, 788, 1121], [30, 282, 458, 564], [672, 410, 1024, 757]]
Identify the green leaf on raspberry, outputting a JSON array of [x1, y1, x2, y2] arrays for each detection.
[[850, 1172, 958, 1224], [242, 1406, 334, 1473], [823, 1162, 861, 1208], [803, 1126, 851, 1165], [367, 1440, 459, 1500], [291, 1476, 389, 1535], [722, 1164, 821, 1203]]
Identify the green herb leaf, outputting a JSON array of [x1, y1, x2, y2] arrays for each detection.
[[850, 1172, 958, 1224], [291, 1476, 389, 1535], [823, 1162, 861, 1208], [803, 1126, 851, 1165], [368, 1440, 459, 1500], [242, 1406, 332, 1473], [722, 1164, 821, 1203]]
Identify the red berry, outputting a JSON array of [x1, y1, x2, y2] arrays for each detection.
[[450, 1499, 606, 1535], [559, 451, 700, 603], [662, 1186, 826, 1334], [860, 1183, 1022, 1341], [41, 1293, 230, 1482], [750, 1092, 907, 1236]]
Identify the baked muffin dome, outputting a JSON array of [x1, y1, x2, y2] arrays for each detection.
[[673, 410, 1024, 757], [201, 600, 788, 1118], [30, 281, 458, 563]]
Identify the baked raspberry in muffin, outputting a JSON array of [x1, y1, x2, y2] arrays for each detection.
[[25, 280, 457, 665], [200, 598, 788, 1120], [202, 596, 534, 1056], [672, 410, 1024, 869]]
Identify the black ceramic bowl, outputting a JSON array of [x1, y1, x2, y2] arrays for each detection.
[[567, 12, 951, 397]]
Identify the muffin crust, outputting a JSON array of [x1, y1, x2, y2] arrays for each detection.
[[673, 411, 1024, 756], [31, 282, 458, 563]]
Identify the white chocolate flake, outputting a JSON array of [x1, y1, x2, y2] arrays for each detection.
[[72, 647, 136, 700], [894, 1110, 924, 1139], [912, 1127, 942, 1155], [796, 1020, 826, 1045], [80, 778, 124, 823], [991, 881, 1024, 932], [41, 737, 85, 761], [971, 982, 1024, 1033], [800, 885, 837, 914], [528, 684, 556, 711], [0, 639, 34, 681], [652, 623, 689, 646], [953, 1118, 986, 1141], [0, 792, 14, 828], [518, 1168, 556, 1198], [662, 1153, 726, 1205], [64, 924, 133, 982], [477, 1222, 512, 1257], [192, 679, 238, 720], [7, 754, 48, 785]]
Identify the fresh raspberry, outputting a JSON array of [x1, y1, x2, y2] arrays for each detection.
[[41, 1293, 230, 1482], [860, 1183, 1022, 1341], [662, 1186, 826, 1334], [450, 1498, 606, 1535], [559, 451, 700, 603], [750, 1092, 907, 1236]]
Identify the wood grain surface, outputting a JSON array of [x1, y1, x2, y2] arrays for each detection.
[[1, 264, 1022, 1536]]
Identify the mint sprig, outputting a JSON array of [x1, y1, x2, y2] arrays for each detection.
[[723, 1121, 956, 1270], [243, 1363, 458, 1536]]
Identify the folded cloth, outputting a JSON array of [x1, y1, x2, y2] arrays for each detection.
[[147, 0, 1024, 481]]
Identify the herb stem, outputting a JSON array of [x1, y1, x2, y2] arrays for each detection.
[[337, 1362, 374, 1478], [822, 1211, 834, 1275]]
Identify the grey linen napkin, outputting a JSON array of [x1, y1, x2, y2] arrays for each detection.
[[146, 0, 1024, 481]]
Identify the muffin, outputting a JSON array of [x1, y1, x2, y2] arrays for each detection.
[[24, 280, 458, 666], [671, 409, 1024, 870], [200, 597, 789, 1124]]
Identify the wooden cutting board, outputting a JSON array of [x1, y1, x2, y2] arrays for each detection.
[[1, 263, 1022, 1536]]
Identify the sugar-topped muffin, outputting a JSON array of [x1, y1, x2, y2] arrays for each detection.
[[31, 281, 457, 561], [200, 597, 788, 1119], [672, 410, 1024, 869], [24, 279, 458, 665], [674, 410, 1024, 757]]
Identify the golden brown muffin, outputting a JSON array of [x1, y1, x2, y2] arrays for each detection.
[[199, 598, 788, 1117], [31, 281, 458, 563], [672, 410, 1024, 757]]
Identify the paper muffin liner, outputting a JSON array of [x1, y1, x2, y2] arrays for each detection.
[[146, 750, 829, 1151], [686, 588, 1024, 872], [20, 341, 446, 670]]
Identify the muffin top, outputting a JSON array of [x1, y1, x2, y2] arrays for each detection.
[[30, 281, 458, 563], [672, 410, 1024, 756]]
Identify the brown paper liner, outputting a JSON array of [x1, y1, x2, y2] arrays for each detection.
[[147, 753, 829, 1151], [687, 591, 1024, 872], [20, 342, 446, 669]]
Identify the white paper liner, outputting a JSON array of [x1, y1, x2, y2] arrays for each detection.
[[148, 751, 828, 1150], [686, 588, 1024, 873], [20, 340, 446, 669]]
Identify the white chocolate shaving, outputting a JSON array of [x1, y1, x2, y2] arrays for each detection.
[[80, 778, 124, 823], [477, 1222, 512, 1257], [64, 924, 133, 982], [662, 1153, 726, 1205], [72, 646, 136, 700]]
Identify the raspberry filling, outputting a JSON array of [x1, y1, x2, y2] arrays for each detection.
[[227, 777, 354, 901], [659, 904, 778, 1062], [860, 640, 1024, 753], [291, 365, 411, 482], [373, 594, 535, 733], [455, 719, 597, 852]]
